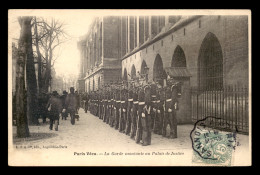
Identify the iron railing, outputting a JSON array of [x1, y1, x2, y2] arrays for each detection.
[[191, 86, 249, 134]]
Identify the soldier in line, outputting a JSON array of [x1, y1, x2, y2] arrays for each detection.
[[162, 80, 177, 139], [169, 82, 180, 139], [114, 85, 121, 130], [103, 86, 107, 123], [141, 83, 152, 146], [110, 86, 116, 127], [106, 85, 112, 124], [135, 83, 144, 144], [130, 82, 139, 140], [150, 82, 157, 133], [155, 84, 164, 135], [119, 83, 127, 133], [125, 82, 133, 135]]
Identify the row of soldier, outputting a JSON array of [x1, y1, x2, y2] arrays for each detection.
[[84, 77, 181, 146]]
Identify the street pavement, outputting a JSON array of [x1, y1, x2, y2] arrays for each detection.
[[10, 108, 250, 166]]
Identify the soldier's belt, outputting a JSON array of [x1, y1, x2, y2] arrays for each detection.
[[152, 101, 156, 103], [166, 99, 172, 102], [128, 99, 133, 101], [138, 102, 145, 105], [156, 100, 160, 103], [108, 100, 111, 102], [121, 101, 125, 103], [104, 100, 107, 101], [133, 101, 139, 104], [151, 95, 156, 98], [116, 101, 121, 103]]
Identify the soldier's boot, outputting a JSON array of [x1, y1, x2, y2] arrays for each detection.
[[141, 131, 149, 146], [135, 129, 141, 143]]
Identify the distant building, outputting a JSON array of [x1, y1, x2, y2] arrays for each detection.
[[77, 17, 122, 93]]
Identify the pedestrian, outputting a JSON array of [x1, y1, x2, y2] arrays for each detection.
[[65, 87, 78, 125], [75, 90, 80, 121], [60, 90, 68, 120], [46, 91, 62, 131]]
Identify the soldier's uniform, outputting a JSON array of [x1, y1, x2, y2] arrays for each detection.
[[135, 85, 144, 144], [155, 86, 164, 135], [110, 88, 116, 127], [125, 84, 133, 135], [114, 86, 121, 130], [107, 87, 112, 124], [130, 85, 138, 140], [119, 85, 127, 133], [169, 83, 180, 138], [103, 89, 108, 123], [163, 84, 176, 138], [141, 85, 152, 146], [150, 83, 157, 133]]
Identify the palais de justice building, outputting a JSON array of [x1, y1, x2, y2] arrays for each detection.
[[78, 15, 249, 132]]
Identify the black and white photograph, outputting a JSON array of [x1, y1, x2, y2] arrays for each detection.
[[8, 9, 251, 166]]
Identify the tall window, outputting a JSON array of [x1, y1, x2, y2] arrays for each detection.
[[158, 16, 165, 33], [198, 32, 223, 91], [99, 22, 102, 63], [139, 16, 145, 45]]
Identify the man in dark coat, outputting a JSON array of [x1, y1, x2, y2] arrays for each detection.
[[65, 87, 78, 125], [46, 91, 62, 131], [60, 91, 68, 120]]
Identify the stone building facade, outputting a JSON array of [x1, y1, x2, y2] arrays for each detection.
[[78, 15, 249, 125], [77, 17, 122, 93]]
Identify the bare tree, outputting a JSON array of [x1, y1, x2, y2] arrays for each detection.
[[32, 17, 68, 93]]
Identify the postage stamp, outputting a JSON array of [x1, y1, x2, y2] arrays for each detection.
[[190, 117, 237, 166]]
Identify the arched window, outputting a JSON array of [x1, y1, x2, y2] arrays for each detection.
[[172, 45, 187, 67], [131, 65, 136, 79], [198, 32, 223, 91], [123, 68, 128, 81], [140, 60, 147, 75], [153, 54, 166, 86]]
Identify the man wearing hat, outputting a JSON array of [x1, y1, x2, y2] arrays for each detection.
[[47, 91, 62, 131], [65, 87, 78, 125]]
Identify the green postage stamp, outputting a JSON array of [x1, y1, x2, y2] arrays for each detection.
[[190, 117, 237, 166]]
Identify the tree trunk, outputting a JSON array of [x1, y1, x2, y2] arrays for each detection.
[[23, 16, 39, 125], [34, 17, 43, 94], [15, 17, 31, 138]]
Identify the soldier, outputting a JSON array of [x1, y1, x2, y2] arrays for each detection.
[[155, 84, 164, 135], [125, 82, 133, 135], [130, 82, 139, 140], [162, 80, 177, 139], [135, 83, 144, 144], [103, 86, 108, 122], [141, 83, 152, 146], [107, 84, 113, 124], [119, 83, 127, 133], [114, 84, 121, 130], [150, 82, 157, 133], [169, 82, 181, 138], [109, 85, 116, 127]]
